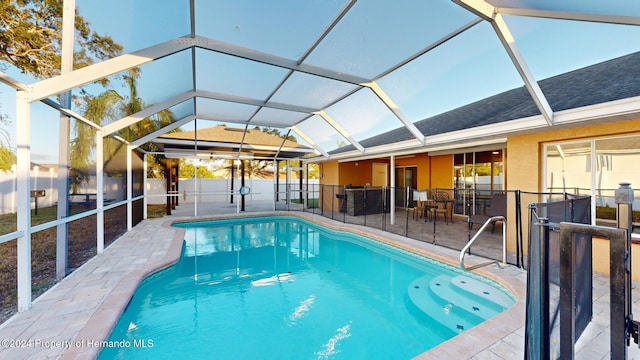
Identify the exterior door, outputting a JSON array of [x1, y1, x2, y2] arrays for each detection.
[[372, 163, 388, 187]]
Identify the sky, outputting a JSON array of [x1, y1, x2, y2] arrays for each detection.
[[2, 0, 640, 163]]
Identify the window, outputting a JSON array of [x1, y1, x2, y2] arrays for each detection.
[[544, 134, 640, 231], [453, 150, 504, 216]]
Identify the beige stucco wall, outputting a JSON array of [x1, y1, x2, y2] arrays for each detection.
[[507, 118, 640, 279], [320, 160, 339, 186], [395, 153, 431, 189], [430, 154, 453, 189], [318, 118, 640, 278]]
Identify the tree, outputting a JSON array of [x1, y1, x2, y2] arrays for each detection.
[[0, 0, 122, 79], [178, 159, 216, 179], [0, 1, 123, 174], [73, 71, 178, 186], [0, 104, 15, 172], [253, 126, 297, 142]]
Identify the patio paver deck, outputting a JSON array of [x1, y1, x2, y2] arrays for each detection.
[[0, 203, 638, 359]]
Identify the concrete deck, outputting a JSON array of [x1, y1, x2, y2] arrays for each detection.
[[0, 201, 638, 359]]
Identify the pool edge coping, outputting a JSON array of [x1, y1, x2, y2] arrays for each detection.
[[60, 221, 186, 360], [61, 211, 525, 359]]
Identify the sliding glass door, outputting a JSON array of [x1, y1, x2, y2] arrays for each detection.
[[454, 150, 504, 216]]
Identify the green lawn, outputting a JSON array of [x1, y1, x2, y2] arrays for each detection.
[[290, 198, 318, 208], [0, 204, 167, 324]]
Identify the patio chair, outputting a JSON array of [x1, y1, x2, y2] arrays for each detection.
[[412, 190, 429, 220], [468, 193, 507, 233], [428, 191, 452, 224]]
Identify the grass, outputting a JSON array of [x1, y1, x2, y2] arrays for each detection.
[[596, 206, 640, 222], [0, 204, 167, 324], [290, 198, 318, 208], [147, 204, 167, 218]]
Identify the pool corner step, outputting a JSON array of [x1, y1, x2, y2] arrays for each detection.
[[448, 275, 513, 309], [407, 275, 477, 333]]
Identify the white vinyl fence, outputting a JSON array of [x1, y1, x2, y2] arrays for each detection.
[[146, 178, 319, 204], [0, 170, 318, 215]]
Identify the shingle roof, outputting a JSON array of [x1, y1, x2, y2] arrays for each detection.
[[161, 125, 305, 149], [155, 125, 314, 159], [330, 51, 640, 154]]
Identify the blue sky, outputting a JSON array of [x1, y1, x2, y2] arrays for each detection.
[[2, 0, 640, 162]]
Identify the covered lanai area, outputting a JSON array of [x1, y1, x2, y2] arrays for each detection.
[[1, 1, 640, 359]]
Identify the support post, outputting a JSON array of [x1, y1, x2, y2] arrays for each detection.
[[559, 219, 576, 360], [241, 160, 245, 212], [614, 182, 634, 359], [538, 217, 551, 360], [16, 92, 32, 312], [96, 131, 104, 253], [56, 98, 70, 279], [56, 0, 75, 280], [558, 223, 628, 359], [230, 160, 235, 204], [165, 159, 172, 215], [143, 153, 148, 219], [390, 155, 395, 225], [126, 145, 133, 231]]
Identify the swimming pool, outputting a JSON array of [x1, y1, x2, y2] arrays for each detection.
[[99, 216, 514, 359]]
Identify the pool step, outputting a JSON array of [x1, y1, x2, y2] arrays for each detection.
[[407, 274, 514, 334], [429, 275, 511, 318], [447, 275, 513, 309], [407, 276, 479, 334]]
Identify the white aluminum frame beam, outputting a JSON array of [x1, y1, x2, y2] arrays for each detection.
[[27, 34, 371, 104], [290, 126, 329, 158], [297, 0, 356, 64], [315, 110, 365, 153], [363, 82, 425, 145], [27, 38, 191, 102], [103, 90, 319, 137], [375, 18, 483, 80], [155, 136, 315, 155], [102, 91, 195, 135], [0, 72, 27, 91], [197, 89, 320, 114], [41, 98, 101, 130], [131, 115, 196, 148], [497, 8, 640, 26], [190, 36, 370, 85], [454, 0, 554, 126], [492, 13, 554, 125]]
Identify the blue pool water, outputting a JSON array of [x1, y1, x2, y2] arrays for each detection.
[[99, 216, 514, 359]]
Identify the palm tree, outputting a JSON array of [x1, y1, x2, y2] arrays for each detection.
[[70, 71, 177, 192], [0, 106, 16, 172]]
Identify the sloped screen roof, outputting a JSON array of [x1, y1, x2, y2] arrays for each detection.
[[4, 0, 640, 161]]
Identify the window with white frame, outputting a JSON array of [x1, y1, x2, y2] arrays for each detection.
[[544, 134, 640, 231]]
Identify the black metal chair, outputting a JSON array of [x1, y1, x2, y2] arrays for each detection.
[[428, 191, 452, 224], [468, 193, 507, 233]]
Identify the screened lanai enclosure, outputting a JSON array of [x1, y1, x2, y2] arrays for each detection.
[[2, 0, 640, 323]]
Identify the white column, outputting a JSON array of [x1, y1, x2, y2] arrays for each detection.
[[390, 155, 395, 225], [194, 160, 199, 217], [127, 145, 133, 230], [96, 130, 104, 254], [273, 159, 277, 211], [16, 91, 32, 312], [56, 0, 74, 279], [143, 153, 148, 219]]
